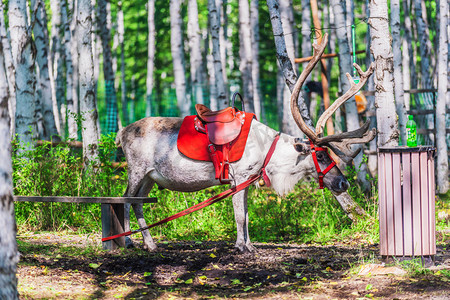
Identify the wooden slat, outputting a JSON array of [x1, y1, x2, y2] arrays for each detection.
[[429, 154, 436, 255], [411, 152, 422, 256], [402, 153, 413, 256], [378, 153, 388, 255], [420, 152, 430, 255], [392, 153, 403, 256], [385, 153, 395, 255], [13, 196, 157, 204]]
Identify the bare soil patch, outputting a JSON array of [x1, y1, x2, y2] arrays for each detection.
[[17, 232, 450, 299]]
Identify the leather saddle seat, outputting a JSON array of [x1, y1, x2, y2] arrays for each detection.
[[194, 104, 245, 145]]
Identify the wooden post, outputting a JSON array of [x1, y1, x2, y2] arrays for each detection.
[[310, 0, 334, 135], [101, 204, 125, 250]]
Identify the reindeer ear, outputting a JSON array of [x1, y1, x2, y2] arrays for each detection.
[[293, 142, 309, 154]]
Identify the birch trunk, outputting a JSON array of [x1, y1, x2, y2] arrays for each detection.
[[267, 0, 367, 220], [0, 39, 19, 300], [77, 0, 100, 165], [30, 0, 59, 141], [170, 0, 190, 116], [250, 0, 262, 119], [279, 0, 301, 136], [61, 0, 77, 139], [414, 0, 433, 88], [51, 0, 65, 135], [300, 0, 313, 118], [0, 3, 16, 137], [436, 0, 449, 194], [206, 28, 218, 111], [188, 0, 204, 105], [238, 0, 255, 113], [390, 0, 407, 145], [146, 0, 155, 117], [69, 0, 79, 129], [403, 0, 417, 92], [218, 0, 228, 100], [9, 0, 37, 147], [209, 0, 227, 108], [98, 0, 118, 133], [330, 0, 371, 191]]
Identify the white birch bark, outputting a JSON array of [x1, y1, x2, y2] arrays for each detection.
[[69, 0, 79, 126], [206, 27, 218, 111], [0, 3, 16, 137], [77, 0, 100, 165], [250, 0, 262, 119], [146, 0, 155, 117], [170, 0, 190, 117], [209, 0, 227, 108], [61, 0, 77, 139], [369, 0, 399, 147], [390, 0, 407, 145], [330, 0, 371, 191], [436, 0, 449, 194], [217, 0, 228, 100], [98, 0, 118, 133], [51, 0, 65, 134], [188, 0, 204, 105], [31, 0, 60, 141], [238, 0, 255, 113], [9, 0, 37, 147], [414, 0, 433, 88], [0, 39, 19, 300], [300, 0, 312, 118], [279, 0, 300, 135]]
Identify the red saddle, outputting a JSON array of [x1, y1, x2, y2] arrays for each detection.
[[177, 106, 255, 183]]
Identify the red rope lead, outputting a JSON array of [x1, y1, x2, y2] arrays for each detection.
[[102, 133, 281, 243]]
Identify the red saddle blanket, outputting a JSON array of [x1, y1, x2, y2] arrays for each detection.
[[177, 113, 255, 162]]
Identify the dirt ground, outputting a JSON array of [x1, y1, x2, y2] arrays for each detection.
[[17, 231, 450, 300]]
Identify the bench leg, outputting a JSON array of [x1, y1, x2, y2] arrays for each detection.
[[101, 203, 126, 250]]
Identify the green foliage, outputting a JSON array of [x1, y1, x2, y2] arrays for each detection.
[[13, 134, 127, 232]]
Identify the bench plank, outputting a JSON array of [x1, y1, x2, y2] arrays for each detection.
[[13, 196, 157, 204]]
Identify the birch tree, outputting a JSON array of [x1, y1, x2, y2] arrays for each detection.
[[170, 0, 190, 117], [330, 0, 371, 191], [51, 0, 65, 134], [209, 0, 227, 108], [218, 0, 229, 99], [31, 0, 60, 141], [98, 0, 119, 133], [402, 0, 414, 109], [390, 0, 407, 145], [61, 0, 77, 139], [9, 0, 37, 147], [77, 0, 100, 165], [267, 0, 367, 220], [414, 0, 433, 88], [145, 0, 155, 117], [436, 0, 448, 194], [0, 3, 16, 137], [238, 0, 255, 113], [369, 0, 398, 147], [69, 0, 79, 132], [0, 40, 19, 300], [188, 0, 204, 105], [250, 0, 262, 119]]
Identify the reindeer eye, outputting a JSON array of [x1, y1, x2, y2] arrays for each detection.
[[316, 151, 325, 160]]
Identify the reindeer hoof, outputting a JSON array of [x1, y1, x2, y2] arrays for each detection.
[[234, 243, 257, 253], [143, 242, 158, 252], [125, 237, 135, 249]]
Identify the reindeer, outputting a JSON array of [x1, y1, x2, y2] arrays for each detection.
[[117, 35, 376, 252]]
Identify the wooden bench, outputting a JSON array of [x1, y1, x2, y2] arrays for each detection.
[[13, 196, 157, 250]]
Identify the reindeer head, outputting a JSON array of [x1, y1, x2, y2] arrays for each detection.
[[286, 34, 375, 192], [291, 33, 376, 164]]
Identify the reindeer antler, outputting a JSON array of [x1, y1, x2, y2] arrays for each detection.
[[290, 33, 376, 162]]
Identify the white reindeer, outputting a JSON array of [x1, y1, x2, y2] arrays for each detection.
[[117, 36, 375, 252]]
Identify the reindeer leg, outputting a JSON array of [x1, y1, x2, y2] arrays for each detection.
[[232, 186, 256, 252], [124, 172, 157, 251]]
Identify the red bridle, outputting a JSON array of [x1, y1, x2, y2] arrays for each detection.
[[309, 140, 336, 189]]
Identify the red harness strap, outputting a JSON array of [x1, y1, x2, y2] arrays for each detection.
[[309, 140, 336, 189], [102, 133, 281, 243]]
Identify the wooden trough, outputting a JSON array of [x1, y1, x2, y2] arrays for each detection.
[[378, 147, 436, 259]]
